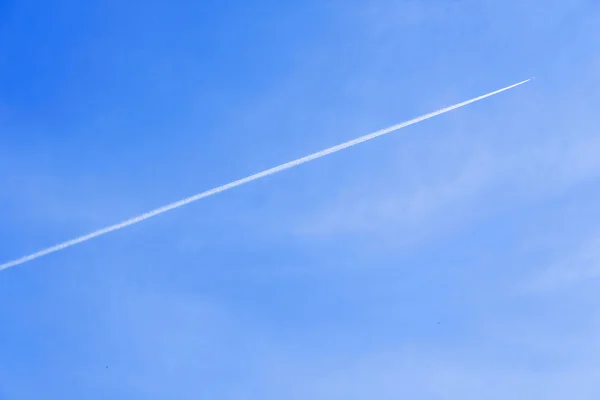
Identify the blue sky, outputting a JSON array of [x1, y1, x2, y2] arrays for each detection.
[[1, 0, 599, 398]]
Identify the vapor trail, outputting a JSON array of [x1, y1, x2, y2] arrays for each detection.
[[0, 79, 530, 272]]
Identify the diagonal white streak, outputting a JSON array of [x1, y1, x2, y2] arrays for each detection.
[[0, 79, 530, 272]]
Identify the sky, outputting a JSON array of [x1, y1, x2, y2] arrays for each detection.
[[0, 0, 599, 398]]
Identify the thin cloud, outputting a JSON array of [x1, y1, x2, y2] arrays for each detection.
[[0, 79, 530, 271]]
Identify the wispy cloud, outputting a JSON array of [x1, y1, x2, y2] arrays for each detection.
[[253, 334, 600, 399], [290, 79, 600, 246], [524, 234, 600, 291]]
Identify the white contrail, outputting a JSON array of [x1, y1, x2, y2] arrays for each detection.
[[0, 79, 531, 272]]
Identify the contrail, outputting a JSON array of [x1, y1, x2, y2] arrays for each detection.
[[0, 79, 531, 272]]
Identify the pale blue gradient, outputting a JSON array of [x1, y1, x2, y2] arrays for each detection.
[[1, 0, 599, 399]]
